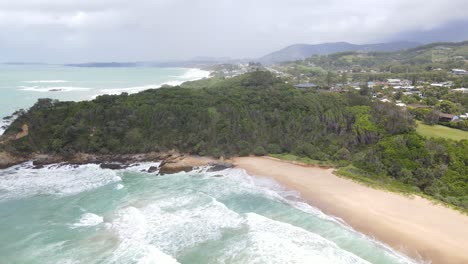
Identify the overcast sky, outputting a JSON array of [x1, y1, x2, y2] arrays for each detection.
[[1, 0, 467, 63]]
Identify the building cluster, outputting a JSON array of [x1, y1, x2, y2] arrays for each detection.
[[213, 63, 269, 78]]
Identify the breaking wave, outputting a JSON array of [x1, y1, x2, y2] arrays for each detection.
[[18, 86, 91, 92], [96, 68, 210, 96]]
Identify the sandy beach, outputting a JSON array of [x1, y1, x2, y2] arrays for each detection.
[[233, 156, 468, 264]]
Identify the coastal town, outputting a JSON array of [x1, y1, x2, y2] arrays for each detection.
[[208, 43, 468, 131]]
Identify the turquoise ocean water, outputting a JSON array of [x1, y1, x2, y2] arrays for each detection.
[[0, 163, 419, 264], [0, 65, 420, 263], [0, 64, 209, 120]]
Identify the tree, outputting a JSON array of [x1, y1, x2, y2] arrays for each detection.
[[359, 83, 371, 96], [326, 71, 335, 88], [437, 100, 461, 114], [424, 109, 440, 125], [341, 72, 348, 85]]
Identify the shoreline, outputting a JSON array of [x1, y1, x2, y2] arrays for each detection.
[[1, 153, 467, 262], [233, 156, 468, 264], [0, 151, 225, 171]]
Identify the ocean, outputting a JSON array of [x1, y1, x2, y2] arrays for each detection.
[[0, 163, 419, 264], [0, 65, 419, 264], [0, 65, 210, 133]]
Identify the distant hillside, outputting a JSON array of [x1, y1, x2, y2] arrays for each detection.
[[259, 41, 421, 64], [293, 41, 468, 71], [65, 58, 241, 68]]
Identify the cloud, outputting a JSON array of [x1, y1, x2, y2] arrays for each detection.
[[0, 0, 467, 62]]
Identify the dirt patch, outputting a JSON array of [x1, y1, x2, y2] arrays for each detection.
[[15, 124, 29, 139]]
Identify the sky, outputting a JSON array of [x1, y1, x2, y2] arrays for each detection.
[[0, 0, 468, 63]]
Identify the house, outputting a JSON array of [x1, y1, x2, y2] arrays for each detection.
[[396, 103, 406, 107], [380, 98, 391, 103], [295, 83, 317, 89], [387, 79, 412, 87], [403, 91, 423, 97], [387, 79, 401, 86], [452, 69, 467, 75], [452, 88, 468, 93], [431, 81, 453, 88], [438, 113, 459, 122], [460, 113, 468, 119]]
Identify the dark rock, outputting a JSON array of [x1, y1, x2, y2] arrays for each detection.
[[100, 163, 126, 170], [147, 166, 159, 173], [207, 162, 234, 172], [32, 164, 44, 169], [159, 164, 193, 175], [32, 155, 64, 167]]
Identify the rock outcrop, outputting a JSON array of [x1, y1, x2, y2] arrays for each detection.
[[0, 152, 28, 169]]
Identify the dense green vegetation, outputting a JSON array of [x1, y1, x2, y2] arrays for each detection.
[[2, 72, 467, 209]]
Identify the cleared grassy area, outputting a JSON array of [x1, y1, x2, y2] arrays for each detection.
[[416, 121, 468, 141]]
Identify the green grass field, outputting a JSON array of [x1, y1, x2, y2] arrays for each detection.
[[416, 121, 468, 141]]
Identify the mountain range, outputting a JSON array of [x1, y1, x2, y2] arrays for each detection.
[[258, 41, 421, 64]]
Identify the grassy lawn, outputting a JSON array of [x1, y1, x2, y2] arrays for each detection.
[[416, 121, 468, 141]]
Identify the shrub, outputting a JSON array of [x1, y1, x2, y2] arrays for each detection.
[[253, 146, 267, 156], [267, 143, 282, 154]]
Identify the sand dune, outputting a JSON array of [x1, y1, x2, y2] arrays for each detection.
[[233, 156, 468, 264]]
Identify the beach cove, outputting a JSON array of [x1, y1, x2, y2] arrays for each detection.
[[233, 156, 468, 264]]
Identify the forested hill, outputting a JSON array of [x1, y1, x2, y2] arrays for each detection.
[[296, 41, 468, 71], [3, 72, 414, 156], [1, 72, 467, 209], [258, 41, 420, 64]]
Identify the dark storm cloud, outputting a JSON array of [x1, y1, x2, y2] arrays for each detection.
[[0, 0, 467, 62]]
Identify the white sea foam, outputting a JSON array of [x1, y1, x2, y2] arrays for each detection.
[[94, 68, 210, 97], [203, 167, 297, 202], [23, 80, 69, 83], [72, 213, 104, 228], [216, 212, 371, 264], [121, 162, 162, 173], [107, 193, 243, 263], [0, 162, 420, 263], [0, 163, 122, 201], [96, 81, 185, 96], [177, 68, 211, 80], [18, 86, 91, 92], [206, 168, 419, 264], [115, 184, 125, 190], [106, 206, 180, 264]]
